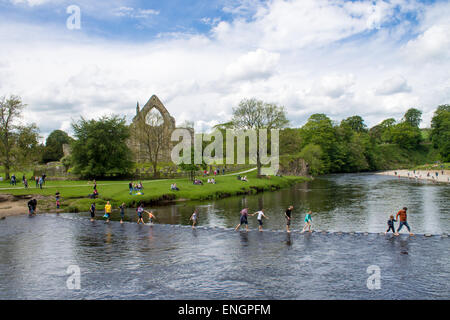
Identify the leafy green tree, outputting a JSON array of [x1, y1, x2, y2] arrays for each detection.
[[71, 115, 133, 178], [430, 104, 450, 161], [299, 144, 324, 175], [42, 130, 73, 163], [280, 128, 302, 155], [231, 98, 289, 176], [0, 95, 27, 179], [390, 122, 422, 150], [340, 115, 367, 133], [403, 108, 422, 128], [13, 124, 42, 169], [369, 118, 396, 144]]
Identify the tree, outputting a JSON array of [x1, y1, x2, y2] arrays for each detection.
[[403, 108, 422, 128], [369, 118, 396, 144], [0, 95, 26, 179], [341, 115, 367, 133], [430, 104, 450, 161], [230, 98, 289, 176], [42, 130, 73, 163], [390, 122, 422, 150], [71, 115, 133, 178], [13, 124, 42, 169], [299, 144, 324, 175], [134, 110, 167, 178]]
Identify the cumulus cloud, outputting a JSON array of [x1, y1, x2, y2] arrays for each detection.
[[224, 49, 280, 81], [375, 76, 412, 96], [1, 0, 450, 137]]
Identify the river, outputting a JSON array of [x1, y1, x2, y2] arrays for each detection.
[[0, 173, 448, 299]]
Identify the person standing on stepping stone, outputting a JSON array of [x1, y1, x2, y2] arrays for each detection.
[[285, 206, 293, 233], [235, 207, 254, 232], [301, 211, 313, 233], [395, 207, 414, 236]]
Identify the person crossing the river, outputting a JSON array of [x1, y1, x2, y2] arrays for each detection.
[[285, 206, 293, 233], [119, 203, 126, 224], [104, 201, 112, 223], [89, 202, 96, 222], [190, 209, 198, 228], [137, 203, 145, 224], [145, 210, 156, 224], [255, 209, 269, 232], [301, 211, 313, 233], [385, 215, 397, 235], [395, 207, 414, 236], [235, 207, 255, 232]]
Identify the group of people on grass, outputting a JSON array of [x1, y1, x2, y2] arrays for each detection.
[[10, 174, 46, 189], [129, 181, 144, 194], [203, 168, 225, 177]]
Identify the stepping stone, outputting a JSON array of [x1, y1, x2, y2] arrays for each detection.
[[424, 233, 432, 237]]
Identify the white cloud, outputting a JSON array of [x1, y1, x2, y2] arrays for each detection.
[[113, 6, 160, 18], [375, 76, 412, 96], [10, 0, 51, 6], [1, 0, 450, 138], [224, 49, 280, 81]]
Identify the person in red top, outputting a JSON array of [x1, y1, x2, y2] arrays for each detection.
[[395, 207, 414, 236]]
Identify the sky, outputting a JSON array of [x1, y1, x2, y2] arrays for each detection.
[[0, 0, 449, 139]]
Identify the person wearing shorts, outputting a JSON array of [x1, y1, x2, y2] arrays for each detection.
[[301, 211, 313, 233], [255, 209, 269, 232], [235, 207, 254, 232], [104, 201, 111, 223], [285, 206, 293, 233], [190, 209, 198, 228], [137, 204, 145, 224]]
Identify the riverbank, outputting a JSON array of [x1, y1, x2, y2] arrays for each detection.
[[0, 169, 310, 218], [376, 169, 450, 183]]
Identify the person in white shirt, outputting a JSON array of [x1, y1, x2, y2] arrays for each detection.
[[255, 209, 269, 232]]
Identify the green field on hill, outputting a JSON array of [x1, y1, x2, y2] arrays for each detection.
[[0, 170, 309, 213]]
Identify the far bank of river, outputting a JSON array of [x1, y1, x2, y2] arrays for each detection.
[[377, 169, 450, 183]]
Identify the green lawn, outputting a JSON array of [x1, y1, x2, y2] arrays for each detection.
[[412, 162, 450, 170], [0, 170, 309, 213]]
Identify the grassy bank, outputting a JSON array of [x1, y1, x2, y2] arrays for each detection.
[[0, 170, 309, 213]]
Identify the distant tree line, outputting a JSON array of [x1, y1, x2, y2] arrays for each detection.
[[1, 94, 449, 179]]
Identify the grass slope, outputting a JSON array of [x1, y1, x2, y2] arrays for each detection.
[[0, 170, 309, 213]]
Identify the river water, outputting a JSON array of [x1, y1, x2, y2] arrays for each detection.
[[0, 174, 449, 299]]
